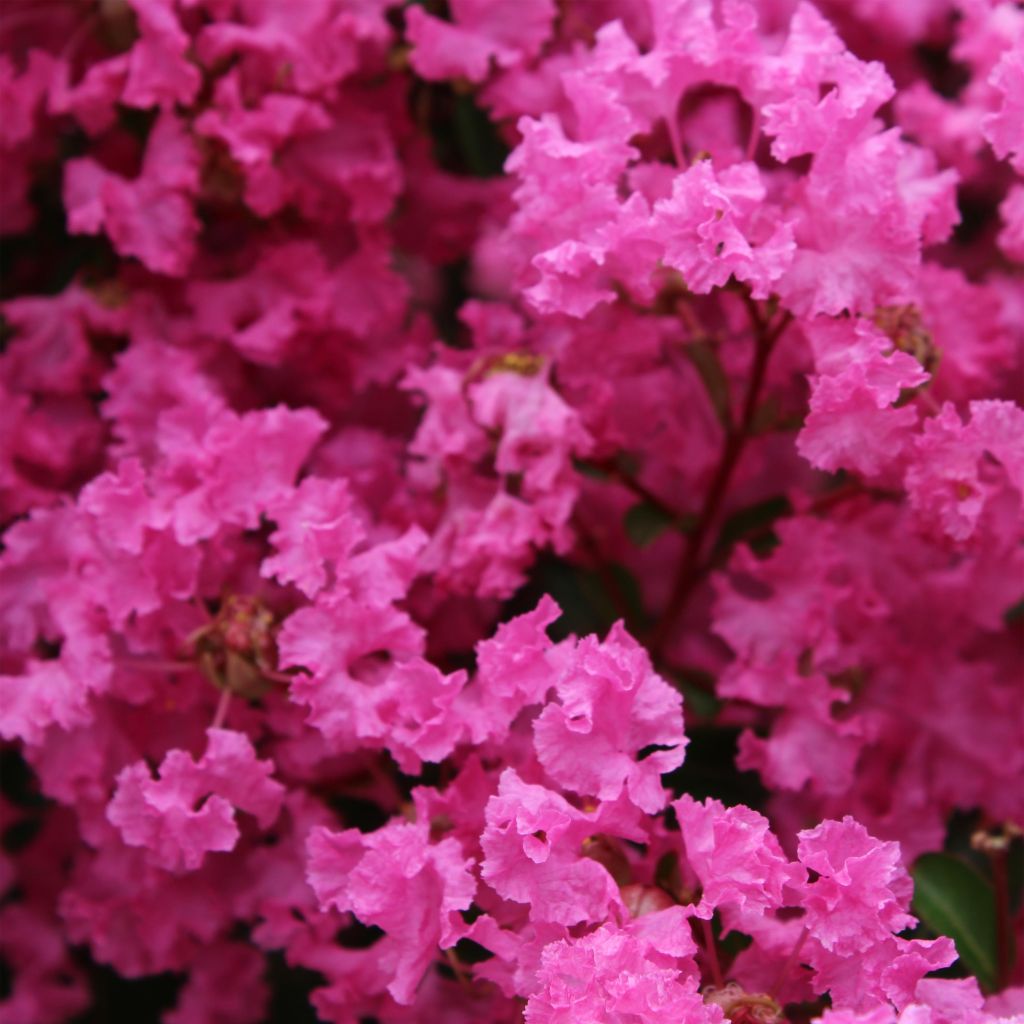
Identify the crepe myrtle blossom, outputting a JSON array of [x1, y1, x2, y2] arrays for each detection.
[[1, 0, 1021, 1020]]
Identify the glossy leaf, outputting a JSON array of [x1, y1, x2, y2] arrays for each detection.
[[912, 852, 998, 991]]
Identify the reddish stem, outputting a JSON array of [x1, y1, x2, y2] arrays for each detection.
[[701, 918, 725, 990], [261, 667, 304, 684], [211, 688, 232, 731], [584, 458, 683, 521], [649, 302, 790, 654], [993, 848, 1011, 990], [58, 12, 97, 63], [769, 925, 809, 999], [575, 519, 638, 628]]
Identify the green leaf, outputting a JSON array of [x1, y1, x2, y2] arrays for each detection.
[[912, 853, 999, 991], [662, 725, 768, 808], [452, 92, 508, 178], [664, 665, 721, 719], [572, 457, 611, 481], [613, 451, 641, 477], [1003, 597, 1024, 625], [1009, 837, 1024, 912], [718, 929, 753, 958], [684, 341, 733, 431], [624, 501, 676, 547], [509, 556, 649, 642], [712, 495, 792, 560], [535, 560, 617, 641], [605, 563, 651, 633]]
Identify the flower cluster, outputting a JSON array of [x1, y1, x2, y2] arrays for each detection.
[[1, 0, 1022, 1021]]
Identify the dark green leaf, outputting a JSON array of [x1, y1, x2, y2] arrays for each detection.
[[664, 666, 721, 719], [625, 501, 676, 547], [719, 929, 753, 958], [606, 563, 650, 633], [538, 560, 617, 641], [1008, 836, 1024, 913], [912, 853, 998, 991], [572, 457, 611, 481], [614, 451, 641, 477], [452, 93, 508, 178], [941, 809, 991, 875], [508, 556, 649, 642], [1003, 597, 1024, 625], [416, 80, 509, 180], [663, 726, 768, 808], [712, 495, 792, 561], [684, 340, 733, 431]]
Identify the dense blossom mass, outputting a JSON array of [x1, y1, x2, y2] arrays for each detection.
[[0, 0, 1022, 1021]]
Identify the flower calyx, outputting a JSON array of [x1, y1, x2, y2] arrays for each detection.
[[186, 594, 281, 700], [704, 982, 784, 1024]]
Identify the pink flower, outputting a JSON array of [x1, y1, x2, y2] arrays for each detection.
[[164, 942, 269, 1024], [674, 794, 805, 922], [369, 658, 471, 773], [797, 817, 914, 955], [759, 4, 895, 162], [904, 401, 1024, 544], [982, 48, 1024, 173], [194, 0, 391, 95], [653, 160, 794, 300], [107, 729, 285, 873], [480, 769, 640, 926], [534, 624, 685, 812], [122, 0, 202, 109], [63, 113, 200, 276], [0, 904, 89, 1024], [158, 405, 327, 544], [524, 924, 719, 1024], [261, 476, 362, 599], [809, 935, 956, 1011], [797, 316, 929, 479], [3, 0, 1022, 1015], [997, 184, 1024, 263], [778, 131, 958, 316], [471, 595, 562, 734], [306, 818, 475, 1004], [407, 0, 556, 83]]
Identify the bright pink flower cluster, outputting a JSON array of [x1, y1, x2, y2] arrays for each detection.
[[1, 0, 1022, 1021]]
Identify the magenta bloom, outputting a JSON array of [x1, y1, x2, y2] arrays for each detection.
[[1, 0, 1021, 1018]]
